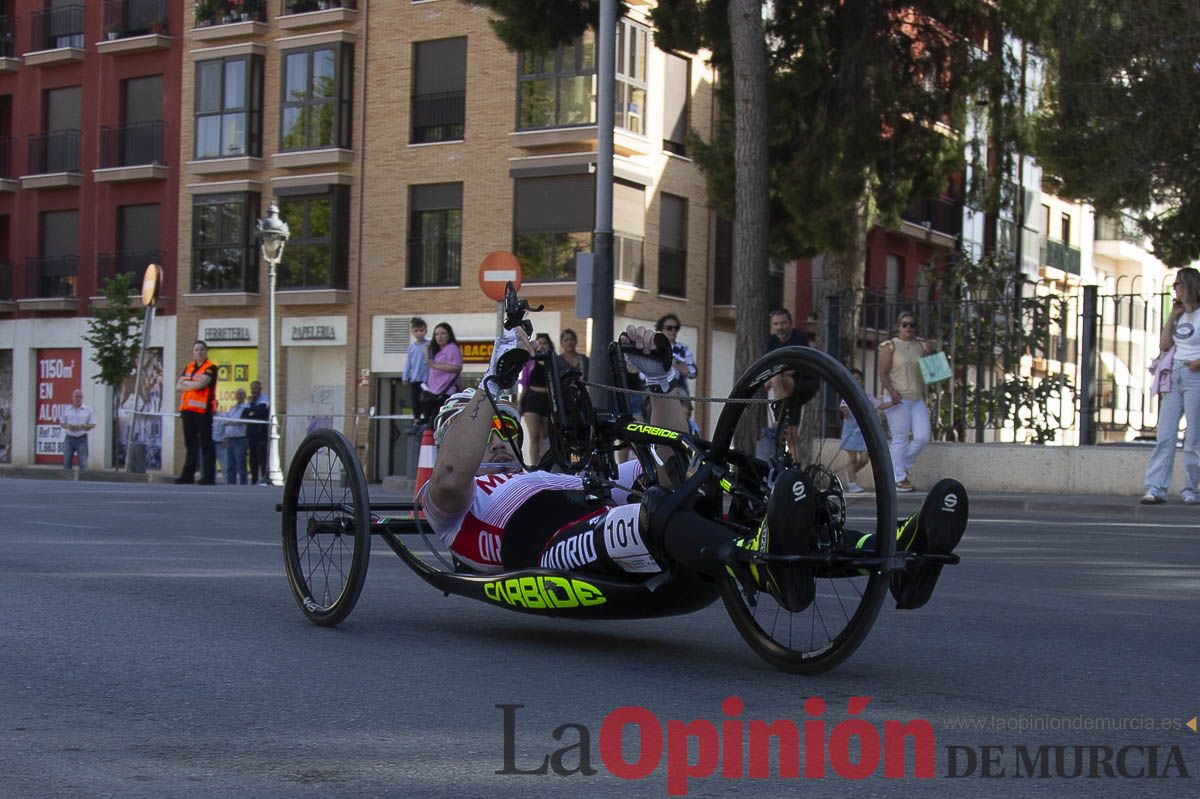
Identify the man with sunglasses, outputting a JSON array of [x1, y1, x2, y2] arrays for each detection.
[[764, 308, 815, 456], [422, 325, 688, 575]]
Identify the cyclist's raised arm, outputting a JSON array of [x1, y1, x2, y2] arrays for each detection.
[[622, 324, 689, 487]]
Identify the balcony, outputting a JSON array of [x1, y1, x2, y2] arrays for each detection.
[[1040, 237, 1081, 276], [0, 15, 19, 71], [95, 121, 168, 182], [412, 91, 465, 145], [25, 5, 85, 66], [98, 250, 164, 286], [98, 0, 172, 54], [193, 0, 267, 42], [900, 197, 962, 239], [22, 131, 84, 189], [0, 138, 15, 191], [278, 0, 358, 30], [21, 256, 79, 311]]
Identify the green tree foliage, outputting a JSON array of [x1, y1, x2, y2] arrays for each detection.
[[84, 273, 144, 391], [1034, 0, 1200, 266]]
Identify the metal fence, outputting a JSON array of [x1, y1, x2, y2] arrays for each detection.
[[823, 280, 1168, 446]]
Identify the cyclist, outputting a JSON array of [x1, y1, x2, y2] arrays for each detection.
[[422, 324, 966, 611]]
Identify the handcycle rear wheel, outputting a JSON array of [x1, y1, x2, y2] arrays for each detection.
[[710, 346, 897, 674], [281, 428, 371, 626]]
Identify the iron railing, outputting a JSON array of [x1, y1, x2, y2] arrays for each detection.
[[103, 0, 169, 38], [100, 121, 166, 168], [1040, 238, 1081, 275], [98, 250, 164, 285], [30, 4, 84, 51], [27, 130, 82, 174], [281, 0, 356, 13], [195, 0, 266, 27], [412, 90, 465, 144], [0, 260, 12, 301], [25, 256, 78, 299], [900, 197, 962, 238], [0, 15, 15, 58], [407, 237, 461, 288], [1094, 213, 1149, 249]]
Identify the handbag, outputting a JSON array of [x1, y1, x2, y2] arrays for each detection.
[[918, 351, 952, 384]]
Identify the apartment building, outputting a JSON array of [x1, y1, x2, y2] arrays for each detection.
[[177, 0, 719, 479], [0, 0, 183, 468]]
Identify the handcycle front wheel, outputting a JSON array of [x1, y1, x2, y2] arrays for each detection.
[[281, 428, 371, 626], [710, 346, 897, 674]]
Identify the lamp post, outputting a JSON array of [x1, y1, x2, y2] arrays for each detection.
[[257, 203, 290, 485]]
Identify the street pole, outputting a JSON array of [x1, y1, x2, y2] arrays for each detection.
[[588, 0, 617, 405], [257, 205, 290, 486]]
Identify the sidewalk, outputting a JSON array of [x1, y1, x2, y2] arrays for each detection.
[[5, 464, 1191, 518]]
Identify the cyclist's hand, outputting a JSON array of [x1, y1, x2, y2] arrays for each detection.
[[1188, 359, 1200, 373], [621, 325, 677, 389]]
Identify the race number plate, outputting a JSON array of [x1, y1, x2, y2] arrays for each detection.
[[603, 504, 661, 574]]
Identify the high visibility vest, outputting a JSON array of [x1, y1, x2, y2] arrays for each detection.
[[179, 359, 217, 414]]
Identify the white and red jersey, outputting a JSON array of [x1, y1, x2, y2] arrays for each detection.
[[421, 461, 642, 572]]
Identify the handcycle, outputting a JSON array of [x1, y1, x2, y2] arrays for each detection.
[[278, 285, 962, 674]]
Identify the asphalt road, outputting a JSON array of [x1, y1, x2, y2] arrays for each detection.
[[1, 478, 1197, 798]]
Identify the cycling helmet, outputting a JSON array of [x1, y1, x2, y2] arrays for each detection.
[[433, 388, 522, 449]]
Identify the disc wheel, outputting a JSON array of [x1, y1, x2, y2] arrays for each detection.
[[711, 346, 897, 674], [282, 428, 371, 626]]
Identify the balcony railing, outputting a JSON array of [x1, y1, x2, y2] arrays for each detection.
[[281, 0, 356, 13], [27, 130, 82, 174], [412, 91, 466, 144], [0, 260, 12, 301], [0, 15, 15, 58], [195, 0, 267, 27], [98, 250, 164, 285], [901, 197, 962, 238], [1041, 237, 1082, 275], [0, 137, 12, 179], [104, 0, 169, 38], [30, 4, 85, 51], [1095, 213, 1149, 249], [100, 121, 166, 168], [25, 255, 78, 299]]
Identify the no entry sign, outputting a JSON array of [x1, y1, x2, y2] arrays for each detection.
[[478, 251, 522, 302]]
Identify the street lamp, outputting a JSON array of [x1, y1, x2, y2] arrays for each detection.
[[257, 203, 290, 485]]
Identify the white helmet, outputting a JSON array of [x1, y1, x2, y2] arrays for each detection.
[[433, 388, 522, 449]]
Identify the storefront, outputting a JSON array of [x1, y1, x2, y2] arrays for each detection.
[[283, 315, 348, 466]]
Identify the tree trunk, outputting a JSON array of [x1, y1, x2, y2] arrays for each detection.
[[822, 190, 871, 362], [728, 0, 769, 453]]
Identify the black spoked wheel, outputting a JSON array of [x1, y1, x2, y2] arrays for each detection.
[[711, 346, 897, 674], [282, 428, 371, 626]]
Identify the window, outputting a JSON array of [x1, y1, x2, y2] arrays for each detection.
[[195, 55, 263, 159], [616, 20, 649, 135], [613, 180, 645, 287], [514, 175, 594, 281], [663, 53, 689, 154], [110, 75, 164, 168], [658, 194, 687, 297], [1060, 213, 1071, 245], [278, 188, 350, 289], [712, 215, 733, 305], [517, 31, 595, 130], [281, 45, 354, 151], [34, 210, 78, 298], [191, 193, 260, 292], [118, 204, 161, 270], [39, 86, 81, 173], [412, 38, 466, 144], [408, 183, 462, 287]]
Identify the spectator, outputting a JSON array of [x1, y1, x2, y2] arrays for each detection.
[[175, 340, 218, 485], [878, 311, 936, 492], [223, 388, 250, 485], [555, 328, 589, 377], [403, 317, 429, 427], [764, 308, 813, 456], [211, 410, 227, 483], [244, 380, 271, 485], [838, 367, 881, 493], [420, 322, 463, 428], [1141, 266, 1200, 504], [657, 314, 698, 390], [60, 389, 94, 471], [520, 333, 555, 463]]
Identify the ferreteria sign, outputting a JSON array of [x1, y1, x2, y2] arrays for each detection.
[[283, 316, 347, 347], [198, 318, 258, 347]]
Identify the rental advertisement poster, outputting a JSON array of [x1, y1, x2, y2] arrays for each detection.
[[35, 348, 81, 464], [207, 347, 259, 413]]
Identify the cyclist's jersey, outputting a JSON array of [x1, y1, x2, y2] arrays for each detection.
[[422, 460, 644, 573]]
